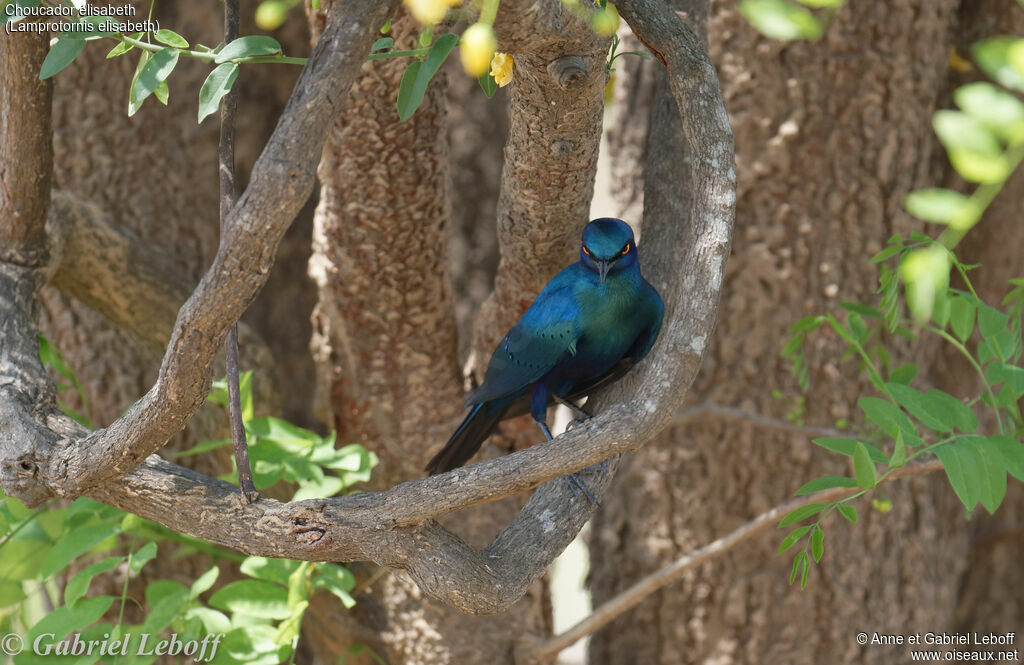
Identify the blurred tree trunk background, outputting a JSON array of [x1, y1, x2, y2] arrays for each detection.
[[33, 0, 1024, 663], [589, 2, 1024, 664]]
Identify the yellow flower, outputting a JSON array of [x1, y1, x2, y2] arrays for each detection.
[[404, 0, 461, 25], [490, 52, 514, 87], [460, 23, 497, 77]]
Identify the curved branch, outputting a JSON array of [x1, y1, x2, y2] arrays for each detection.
[[3, 0, 736, 614], [2, 0, 402, 500], [522, 460, 945, 661]]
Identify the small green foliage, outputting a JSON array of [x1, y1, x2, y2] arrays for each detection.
[[0, 343, 373, 661], [198, 62, 240, 123], [39, 38, 87, 80], [396, 33, 459, 121], [739, 0, 822, 41], [215, 35, 283, 63]]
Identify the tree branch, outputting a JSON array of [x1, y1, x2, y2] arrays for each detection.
[[0, 0, 402, 502], [2, 0, 736, 614], [0, 30, 66, 508], [521, 459, 945, 662]]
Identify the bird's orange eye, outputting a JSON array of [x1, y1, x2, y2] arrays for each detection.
[[582, 246, 593, 257], [620, 243, 630, 256]]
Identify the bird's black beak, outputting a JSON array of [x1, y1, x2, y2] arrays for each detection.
[[598, 260, 610, 285]]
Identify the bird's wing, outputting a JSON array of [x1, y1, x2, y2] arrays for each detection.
[[467, 287, 581, 405]]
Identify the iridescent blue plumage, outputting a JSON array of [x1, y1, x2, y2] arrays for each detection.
[[425, 218, 664, 476]]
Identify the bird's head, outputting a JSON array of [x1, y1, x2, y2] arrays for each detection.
[[580, 217, 638, 285]]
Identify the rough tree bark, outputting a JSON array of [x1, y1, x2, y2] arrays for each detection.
[[2, 0, 737, 662], [589, 2, 1024, 664]]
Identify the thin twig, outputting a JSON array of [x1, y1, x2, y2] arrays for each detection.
[[522, 459, 944, 662], [673, 402, 847, 439], [220, 0, 257, 503]]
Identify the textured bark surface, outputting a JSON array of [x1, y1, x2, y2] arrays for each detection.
[[589, 2, 1024, 665], [306, 10, 549, 661], [4, 1, 736, 662]]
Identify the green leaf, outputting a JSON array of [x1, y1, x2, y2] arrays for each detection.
[[198, 62, 240, 123], [837, 504, 858, 523], [988, 363, 1024, 398], [778, 503, 827, 527], [886, 383, 952, 433], [796, 0, 843, 5], [130, 47, 180, 116], [371, 37, 394, 51], [889, 429, 907, 468], [312, 563, 356, 608], [813, 436, 888, 464], [129, 541, 157, 573], [154, 79, 169, 105], [966, 437, 1006, 514], [853, 442, 877, 489], [950, 295, 976, 343], [215, 35, 283, 63], [739, 0, 822, 40], [106, 39, 135, 59], [904, 189, 974, 229], [0, 580, 26, 607], [209, 580, 291, 619], [292, 476, 344, 502], [40, 38, 86, 80], [183, 607, 231, 635], [933, 110, 1007, 183], [396, 33, 459, 121], [925, 390, 978, 433], [793, 475, 858, 495], [990, 435, 1024, 482], [154, 29, 189, 48], [810, 526, 824, 562], [396, 60, 422, 121], [978, 303, 1009, 340], [948, 150, 1011, 184], [173, 437, 232, 458], [789, 552, 802, 584], [934, 442, 980, 511], [190, 564, 220, 598], [889, 363, 918, 385], [246, 417, 321, 446], [39, 523, 121, 579], [24, 596, 113, 645], [64, 556, 124, 607], [839, 301, 880, 318], [973, 37, 1024, 94], [141, 583, 189, 634], [240, 556, 302, 586], [870, 244, 904, 264], [778, 525, 811, 553], [858, 397, 923, 447], [955, 81, 1024, 144], [478, 72, 498, 98]]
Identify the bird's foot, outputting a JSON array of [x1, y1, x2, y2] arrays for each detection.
[[566, 417, 588, 432], [564, 472, 600, 506]]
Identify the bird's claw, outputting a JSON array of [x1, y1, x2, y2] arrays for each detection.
[[566, 417, 589, 432]]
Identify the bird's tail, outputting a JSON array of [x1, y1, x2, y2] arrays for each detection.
[[425, 401, 508, 475]]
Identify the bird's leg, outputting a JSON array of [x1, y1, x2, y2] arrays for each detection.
[[530, 383, 555, 440], [552, 393, 593, 422], [532, 383, 600, 505]]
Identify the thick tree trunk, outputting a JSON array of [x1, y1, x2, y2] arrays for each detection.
[[589, 2, 1024, 664], [306, 9, 551, 663]]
